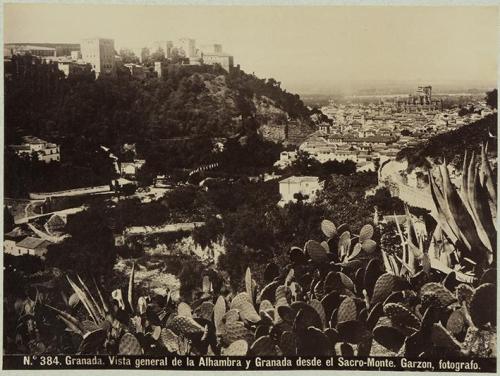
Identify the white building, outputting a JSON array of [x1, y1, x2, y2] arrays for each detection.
[[4, 236, 53, 259], [278, 176, 324, 206], [177, 38, 196, 58], [55, 58, 90, 78], [275, 151, 297, 168], [202, 53, 234, 72], [120, 160, 146, 178], [80, 38, 116, 77], [5, 44, 56, 57], [9, 136, 60, 163], [71, 50, 81, 60]]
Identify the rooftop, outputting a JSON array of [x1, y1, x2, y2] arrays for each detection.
[[22, 135, 47, 144], [4, 227, 31, 240], [280, 176, 320, 184], [17, 45, 56, 51], [16, 236, 52, 250]]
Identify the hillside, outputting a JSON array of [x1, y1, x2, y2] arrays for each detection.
[[6, 55, 313, 144], [4, 55, 322, 197], [397, 113, 498, 171]]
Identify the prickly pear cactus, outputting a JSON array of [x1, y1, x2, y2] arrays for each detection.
[[383, 303, 421, 331], [118, 333, 143, 355], [420, 283, 456, 308], [372, 273, 404, 305], [469, 283, 496, 328]]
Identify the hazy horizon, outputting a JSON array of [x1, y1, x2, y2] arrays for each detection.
[[4, 4, 498, 94]]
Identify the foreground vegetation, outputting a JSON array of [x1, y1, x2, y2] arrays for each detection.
[[9, 150, 496, 357], [6, 170, 495, 356]]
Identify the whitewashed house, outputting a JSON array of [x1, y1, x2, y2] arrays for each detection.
[[9, 136, 60, 163], [5, 236, 53, 259], [278, 176, 324, 206]]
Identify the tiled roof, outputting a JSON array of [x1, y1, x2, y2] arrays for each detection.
[[16, 237, 52, 250]]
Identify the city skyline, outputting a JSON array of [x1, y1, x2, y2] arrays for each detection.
[[4, 4, 498, 94]]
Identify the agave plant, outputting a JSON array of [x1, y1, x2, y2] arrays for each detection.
[[428, 146, 496, 273], [379, 146, 496, 284], [39, 262, 221, 356], [370, 147, 497, 357]]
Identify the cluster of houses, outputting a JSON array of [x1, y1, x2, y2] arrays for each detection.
[[4, 232, 53, 258], [5, 37, 235, 80], [278, 176, 324, 206], [3, 212, 71, 259], [8, 136, 60, 163], [275, 88, 494, 174]]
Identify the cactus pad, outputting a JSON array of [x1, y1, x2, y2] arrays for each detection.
[[223, 339, 248, 356], [118, 333, 143, 355], [239, 301, 261, 323], [279, 331, 297, 355], [321, 219, 337, 238], [81, 320, 99, 333], [79, 328, 107, 353], [372, 273, 405, 305], [338, 272, 355, 291], [373, 325, 405, 353], [249, 335, 277, 356], [160, 328, 179, 353], [361, 239, 377, 254], [364, 258, 383, 297], [383, 303, 421, 331], [213, 296, 226, 335], [230, 292, 252, 311], [446, 309, 465, 335], [170, 315, 205, 336], [463, 327, 496, 357], [305, 240, 329, 264], [337, 297, 357, 323], [469, 283, 496, 328], [223, 320, 253, 345], [420, 282, 456, 307], [293, 306, 323, 333], [277, 305, 296, 323], [257, 281, 280, 304], [68, 293, 80, 308], [259, 300, 274, 313], [431, 323, 462, 351], [275, 285, 290, 303], [309, 298, 326, 327], [359, 224, 374, 243], [222, 309, 240, 325]]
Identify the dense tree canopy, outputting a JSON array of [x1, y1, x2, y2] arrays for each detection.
[[5, 55, 317, 194], [45, 208, 116, 276], [486, 89, 497, 109], [4, 149, 115, 197], [280, 150, 357, 177]]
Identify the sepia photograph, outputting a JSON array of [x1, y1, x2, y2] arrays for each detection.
[[2, 2, 498, 372]]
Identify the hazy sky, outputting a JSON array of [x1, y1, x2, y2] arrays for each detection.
[[4, 4, 498, 93]]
